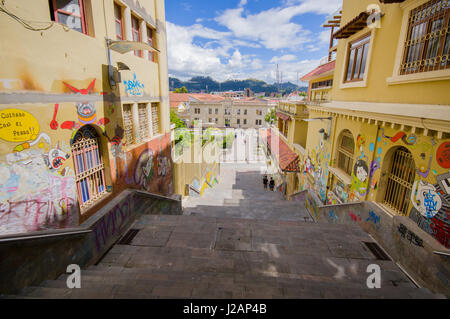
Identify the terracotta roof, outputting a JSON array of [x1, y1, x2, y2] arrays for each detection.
[[169, 93, 225, 108], [301, 60, 335, 82], [259, 129, 300, 172], [275, 111, 291, 121], [333, 11, 370, 39]]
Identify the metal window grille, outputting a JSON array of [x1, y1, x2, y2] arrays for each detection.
[[71, 126, 107, 212], [138, 103, 149, 142], [401, 0, 450, 74], [337, 130, 355, 176], [383, 147, 416, 215], [123, 104, 134, 145], [151, 103, 160, 135]]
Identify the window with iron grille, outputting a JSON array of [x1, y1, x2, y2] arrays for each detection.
[[151, 103, 160, 135], [138, 103, 149, 142], [401, 0, 449, 74], [383, 147, 416, 215], [51, 0, 87, 34], [345, 34, 371, 82], [337, 130, 354, 176], [114, 2, 123, 40], [71, 126, 107, 212], [131, 15, 141, 57], [123, 104, 134, 145]]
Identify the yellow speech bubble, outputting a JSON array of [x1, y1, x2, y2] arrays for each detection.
[[0, 108, 40, 142]]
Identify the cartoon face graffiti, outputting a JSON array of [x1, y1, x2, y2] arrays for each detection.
[[134, 149, 155, 189], [43, 143, 70, 170], [157, 156, 169, 177], [411, 180, 442, 218], [76, 102, 97, 125], [354, 160, 368, 183]]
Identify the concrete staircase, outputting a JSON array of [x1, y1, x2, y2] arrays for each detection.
[[2, 214, 445, 299]]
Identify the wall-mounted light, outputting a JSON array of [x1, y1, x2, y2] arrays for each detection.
[[302, 116, 332, 140]]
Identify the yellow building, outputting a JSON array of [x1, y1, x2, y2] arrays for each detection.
[[0, 0, 172, 234], [272, 0, 450, 251]]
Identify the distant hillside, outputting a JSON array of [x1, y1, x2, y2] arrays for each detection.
[[169, 76, 307, 96]]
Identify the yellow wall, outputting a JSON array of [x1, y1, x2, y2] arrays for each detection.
[[0, 0, 171, 234], [332, 0, 450, 105]]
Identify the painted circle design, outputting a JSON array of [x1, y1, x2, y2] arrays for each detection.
[[436, 141, 450, 168]]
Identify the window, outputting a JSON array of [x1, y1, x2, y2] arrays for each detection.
[[243, 119, 247, 125], [336, 130, 354, 176], [146, 26, 155, 62], [345, 34, 370, 82], [215, 108, 218, 115], [244, 109, 247, 115], [194, 108, 200, 114], [114, 2, 123, 40], [71, 125, 107, 211], [237, 109, 240, 115], [138, 103, 149, 142], [151, 103, 160, 135], [256, 119, 262, 125], [131, 15, 141, 57], [52, 0, 87, 34], [256, 110, 262, 116], [401, 0, 450, 74], [311, 79, 333, 89], [237, 119, 240, 125], [225, 108, 231, 115], [209, 118, 212, 122], [123, 104, 134, 144], [215, 118, 218, 123], [209, 108, 212, 114], [383, 147, 416, 215]]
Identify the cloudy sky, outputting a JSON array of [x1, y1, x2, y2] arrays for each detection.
[[165, 0, 342, 85]]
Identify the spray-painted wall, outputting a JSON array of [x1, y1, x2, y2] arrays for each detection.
[[0, 0, 172, 234]]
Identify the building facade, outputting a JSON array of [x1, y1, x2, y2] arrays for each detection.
[[268, 0, 450, 249], [170, 93, 269, 129], [0, 0, 172, 235]]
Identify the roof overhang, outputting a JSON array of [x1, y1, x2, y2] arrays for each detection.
[[259, 129, 300, 173], [275, 111, 291, 121], [333, 11, 370, 39], [108, 40, 160, 54]]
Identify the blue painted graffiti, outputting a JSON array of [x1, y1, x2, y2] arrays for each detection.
[[366, 211, 381, 229], [123, 73, 144, 96], [329, 210, 338, 224]]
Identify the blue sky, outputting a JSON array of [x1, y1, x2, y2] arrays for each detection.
[[165, 0, 342, 84]]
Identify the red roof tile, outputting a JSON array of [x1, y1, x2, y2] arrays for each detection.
[[259, 129, 300, 172], [301, 60, 335, 82]]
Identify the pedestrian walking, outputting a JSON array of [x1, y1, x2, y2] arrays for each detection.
[[263, 175, 268, 189], [269, 178, 275, 191]]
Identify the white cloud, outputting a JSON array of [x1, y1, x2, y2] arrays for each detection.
[[238, 0, 248, 7]]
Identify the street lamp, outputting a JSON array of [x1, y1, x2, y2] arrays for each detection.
[[302, 117, 332, 140]]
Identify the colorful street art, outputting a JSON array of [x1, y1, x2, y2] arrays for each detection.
[[409, 172, 450, 248], [350, 159, 369, 196], [436, 141, 450, 169], [0, 108, 40, 143], [123, 73, 144, 96], [43, 142, 70, 171], [0, 149, 78, 234]]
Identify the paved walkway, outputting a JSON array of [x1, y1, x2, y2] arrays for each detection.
[[9, 214, 443, 299]]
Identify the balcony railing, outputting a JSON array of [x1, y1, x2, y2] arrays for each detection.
[[276, 103, 309, 117], [304, 99, 331, 107]]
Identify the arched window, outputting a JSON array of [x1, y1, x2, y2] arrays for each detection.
[[337, 129, 355, 175], [383, 147, 415, 215], [71, 126, 107, 212]]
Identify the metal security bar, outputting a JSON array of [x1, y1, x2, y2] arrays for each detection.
[[401, 0, 450, 74], [151, 103, 160, 135], [138, 103, 149, 142], [71, 128, 107, 212], [123, 104, 134, 145], [383, 147, 416, 215]]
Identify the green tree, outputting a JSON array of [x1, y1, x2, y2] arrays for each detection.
[[264, 108, 277, 125], [170, 110, 186, 129], [174, 86, 188, 93]]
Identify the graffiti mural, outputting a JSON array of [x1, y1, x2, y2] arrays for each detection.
[[123, 73, 144, 96], [350, 159, 369, 197], [43, 142, 70, 171], [116, 133, 173, 196], [409, 172, 450, 248], [436, 141, 450, 169], [0, 149, 78, 234], [0, 108, 40, 143]]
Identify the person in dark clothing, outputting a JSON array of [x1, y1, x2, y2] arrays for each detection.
[[263, 175, 268, 189], [269, 178, 275, 191]]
